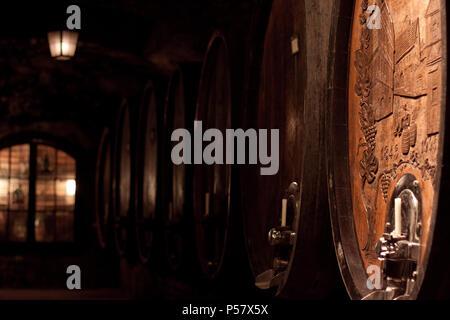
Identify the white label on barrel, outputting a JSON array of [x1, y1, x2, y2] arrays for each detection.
[[281, 199, 287, 227], [205, 193, 210, 217], [291, 36, 299, 55]]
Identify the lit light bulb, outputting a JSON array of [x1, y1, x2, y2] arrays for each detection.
[[61, 42, 69, 54], [66, 179, 76, 196]]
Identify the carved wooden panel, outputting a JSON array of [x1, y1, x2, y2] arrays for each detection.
[[348, 0, 443, 267]]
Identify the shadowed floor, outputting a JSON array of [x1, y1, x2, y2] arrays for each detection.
[[0, 289, 128, 300]]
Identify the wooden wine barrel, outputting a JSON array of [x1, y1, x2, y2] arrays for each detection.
[[112, 99, 134, 257], [134, 81, 164, 264], [95, 127, 113, 249], [240, 0, 342, 298], [193, 32, 233, 280], [328, 0, 449, 299], [162, 64, 200, 272]]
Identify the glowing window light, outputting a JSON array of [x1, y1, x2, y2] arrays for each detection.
[[66, 179, 76, 196], [0, 178, 8, 192]]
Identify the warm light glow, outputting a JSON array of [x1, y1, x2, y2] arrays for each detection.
[[61, 42, 69, 54], [0, 178, 8, 193], [0, 178, 7, 188], [48, 31, 79, 60], [66, 179, 76, 196]]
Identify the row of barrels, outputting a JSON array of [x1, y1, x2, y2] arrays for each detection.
[[95, 66, 198, 274], [95, 0, 450, 300]]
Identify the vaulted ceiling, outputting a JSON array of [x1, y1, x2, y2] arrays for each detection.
[[0, 0, 255, 149], [0, 0, 254, 67]]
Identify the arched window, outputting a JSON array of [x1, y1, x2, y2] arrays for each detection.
[[0, 142, 76, 243]]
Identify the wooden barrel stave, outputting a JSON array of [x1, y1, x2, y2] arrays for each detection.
[[241, 0, 342, 299], [95, 127, 113, 249], [134, 81, 166, 264], [112, 99, 133, 257], [194, 32, 233, 280], [162, 64, 201, 273]]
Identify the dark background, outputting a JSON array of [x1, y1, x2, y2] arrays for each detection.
[[0, 0, 258, 298], [0, 0, 352, 302]]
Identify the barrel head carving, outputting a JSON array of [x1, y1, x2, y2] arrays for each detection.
[[349, 0, 443, 267]]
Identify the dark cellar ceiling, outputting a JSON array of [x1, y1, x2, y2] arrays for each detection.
[[0, 0, 254, 142], [0, 0, 253, 58]]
